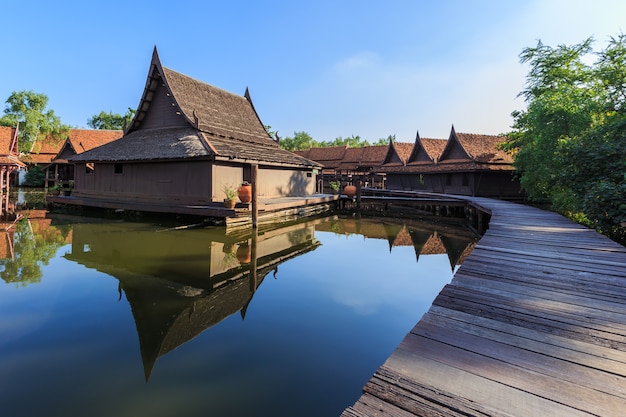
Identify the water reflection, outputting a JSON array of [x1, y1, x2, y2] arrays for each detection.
[[63, 220, 321, 380], [0, 212, 70, 286], [0, 212, 479, 417], [317, 217, 477, 270]]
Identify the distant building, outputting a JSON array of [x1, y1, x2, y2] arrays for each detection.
[[0, 126, 25, 190], [298, 127, 522, 199], [381, 127, 521, 199], [46, 129, 122, 189]]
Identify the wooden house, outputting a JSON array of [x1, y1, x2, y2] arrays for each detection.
[[45, 129, 122, 189], [0, 126, 26, 191], [68, 47, 320, 211], [382, 127, 521, 199], [295, 144, 388, 190], [381, 131, 447, 192]]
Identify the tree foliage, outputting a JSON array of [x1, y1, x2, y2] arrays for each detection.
[[278, 132, 395, 151], [0, 219, 69, 286], [506, 34, 626, 244], [0, 91, 69, 153], [87, 108, 136, 130], [23, 165, 45, 187]]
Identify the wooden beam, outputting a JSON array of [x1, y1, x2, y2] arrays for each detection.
[[251, 164, 258, 228]]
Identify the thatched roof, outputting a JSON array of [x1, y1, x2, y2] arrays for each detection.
[[71, 47, 319, 169]]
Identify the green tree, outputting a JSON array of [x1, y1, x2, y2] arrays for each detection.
[[23, 165, 45, 187], [279, 131, 316, 151], [321, 134, 370, 147], [372, 134, 395, 145], [0, 219, 68, 286], [507, 34, 626, 244], [87, 107, 136, 130], [0, 91, 69, 152]]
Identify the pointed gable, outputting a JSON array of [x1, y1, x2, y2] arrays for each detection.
[[383, 141, 412, 166], [407, 131, 447, 164], [438, 126, 471, 162]]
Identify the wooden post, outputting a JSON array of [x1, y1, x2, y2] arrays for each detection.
[[250, 229, 258, 292], [251, 164, 258, 229], [356, 178, 362, 209]]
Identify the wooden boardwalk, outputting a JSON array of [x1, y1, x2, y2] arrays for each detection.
[[342, 197, 626, 417]]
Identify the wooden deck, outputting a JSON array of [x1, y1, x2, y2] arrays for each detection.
[[46, 194, 339, 226], [342, 196, 626, 417]]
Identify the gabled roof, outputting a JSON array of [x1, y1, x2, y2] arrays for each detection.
[[408, 131, 447, 164], [383, 141, 413, 166], [360, 145, 389, 167], [27, 137, 65, 165], [0, 126, 25, 168], [294, 146, 347, 170], [436, 126, 513, 170], [71, 47, 319, 169], [52, 129, 122, 163], [454, 132, 512, 164]]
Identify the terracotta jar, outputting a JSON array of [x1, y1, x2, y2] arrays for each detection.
[[344, 185, 357, 198], [238, 183, 252, 203], [236, 243, 251, 264]]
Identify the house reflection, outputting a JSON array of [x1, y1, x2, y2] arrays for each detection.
[[315, 217, 478, 270], [63, 219, 322, 380]]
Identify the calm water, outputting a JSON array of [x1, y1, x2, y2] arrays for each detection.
[[0, 210, 477, 417]]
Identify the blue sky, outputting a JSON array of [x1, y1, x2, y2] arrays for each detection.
[[2, 1, 624, 142]]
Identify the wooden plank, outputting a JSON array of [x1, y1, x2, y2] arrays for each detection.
[[395, 332, 626, 416], [426, 306, 626, 367], [381, 347, 593, 417], [413, 315, 626, 397], [343, 194, 626, 417]]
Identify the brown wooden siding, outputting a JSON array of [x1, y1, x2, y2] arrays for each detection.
[[140, 76, 189, 129], [74, 160, 212, 204]]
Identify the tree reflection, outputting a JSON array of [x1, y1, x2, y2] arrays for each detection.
[[0, 218, 69, 286]]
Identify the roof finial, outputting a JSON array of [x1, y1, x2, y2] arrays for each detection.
[[192, 109, 199, 128]]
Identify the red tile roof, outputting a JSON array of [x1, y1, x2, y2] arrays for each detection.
[[66, 129, 122, 154], [0, 126, 25, 168]]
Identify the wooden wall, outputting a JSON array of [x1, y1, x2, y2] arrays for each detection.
[[74, 160, 213, 204]]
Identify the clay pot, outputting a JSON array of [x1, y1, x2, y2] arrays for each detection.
[[236, 243, 251, 264], [344, 185, 357, 198], [238, 183, 252, 203], [224, 199, 236, 209]]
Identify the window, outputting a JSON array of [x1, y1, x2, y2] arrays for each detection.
[[114, 163, 123, 174], [306, 172, 312, 178], [86, 163, 94, 175], [445, 174, 452, 186], [462, 173, 469, 186]]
